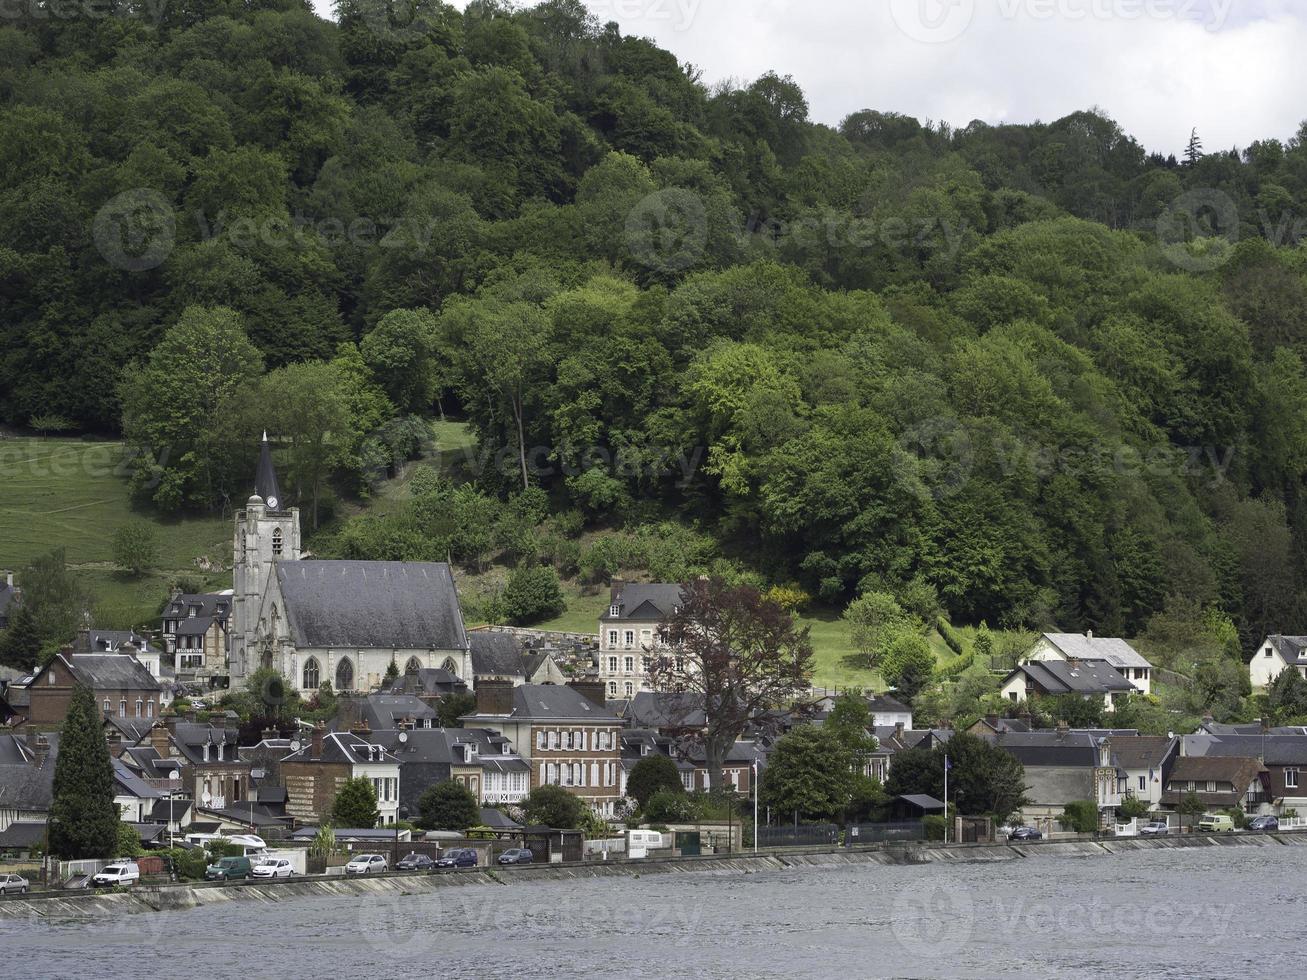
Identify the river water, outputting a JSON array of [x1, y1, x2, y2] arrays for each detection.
[[2, 846, 1299, 979]]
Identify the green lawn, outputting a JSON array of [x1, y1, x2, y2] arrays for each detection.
[[0, 437, 230, 630]]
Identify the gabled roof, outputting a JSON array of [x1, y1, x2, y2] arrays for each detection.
[[276, 561, 468, 650], [113, 758, 163, 800], [163, 593, 231, 622], [1162, 756, 1267, 806], [479, 807, 522, 831], [42, 653, 158, 692], [601, 584, 685, 623], [350, 695, 438, 732], [988, 730, 1098, 767], [386, 668, 466, 697], [85, 630, 152, 653], [621, 691, 706, 729], [281, 731, 399, 767], [1006, 660, 1136, 696], [1182, 734, 1307, 766], [1109, 736, 1178, 771], [470, 631, 527, 676], [174, 617, 219, 637], [464, 684, 619, 724], [0, 821, 46, 849], [1265, 636, 1307, 666], [168, 724, 243, 765], [1041, 633, 1152, 669], [0, 733, 59, 811]]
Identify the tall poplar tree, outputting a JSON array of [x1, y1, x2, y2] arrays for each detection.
[[49, 685, 119, 859]]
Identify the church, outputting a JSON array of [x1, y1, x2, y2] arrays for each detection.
[[230, 436, 473, 696]]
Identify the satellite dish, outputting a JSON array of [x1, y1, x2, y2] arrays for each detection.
[[201, 792, 213, 806], [290, 739, 302, 752], [398, 732, 409, 744], [168, 769, 181, 782]]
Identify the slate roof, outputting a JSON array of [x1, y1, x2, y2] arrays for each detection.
[[0, 822, 46, 849], [989, 730, 1099, 767], [470, 631, 528, 676], [255, 433, 282, 509], [1109, 736, 1178, 772], [386, 668, 467, 697], [86, 630, 153, 653], [464, 684, 619, 723], [113, 758, 163, 800], [276, 561, 469, 650], [1182, 734, 1307, 766], [51, 653, 158, 692], [169, 724, 243, 765], [0, 733, 59, 812], [601, 583, 685, 623], [1162, 756, 1266, 807], [163, 593, 231, 623], [280, 731, 399, 766], [174, 617, 218, 637], [620, 691, 707, 729], [149, 798, 192, 823], [341, 695, 438, 732], [1041, 633, 1152, 669], [1265, 636, 1307, 666], [479, 807, 522, 831], [1007, 660, 1137, 696]]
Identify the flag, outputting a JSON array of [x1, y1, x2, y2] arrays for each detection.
[[944, 755, 952, 772]]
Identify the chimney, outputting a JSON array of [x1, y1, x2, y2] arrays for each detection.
[[609, 578, 625, 607], [350, 717, 371, 736], [261, 727, 277, 742], [1056, 720, 1069, 739], [75, 626, 91, 652], [568, 678, 607, 708], [474, 678, 514, 716], [1086, 630, 1093, 641], [894, 721, 905, 741], [120, 642, 138, 661], [310, 721, 325, 760], [150, 723, 172, 756], [26, 732, 50, 768]]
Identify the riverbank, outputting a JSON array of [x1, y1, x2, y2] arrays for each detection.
[[5, 831, 1304, 920]]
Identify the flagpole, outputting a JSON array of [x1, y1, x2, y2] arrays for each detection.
[[943, 754, 949, 844], [753, 760, 759, 854]]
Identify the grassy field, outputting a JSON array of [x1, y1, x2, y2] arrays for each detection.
[[0, 437, 230, 629]]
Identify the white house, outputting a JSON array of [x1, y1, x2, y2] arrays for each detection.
[[598, 580, 685, 698], [1249, 636, 1307, 691], [1025, 632, 1153, 695], [1000, 660, 1137, 713]]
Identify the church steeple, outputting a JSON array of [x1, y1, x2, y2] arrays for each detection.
[[255, 431, 282, 511]]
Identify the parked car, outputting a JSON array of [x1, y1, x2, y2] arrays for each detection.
[[395, 853, 436, 872], [1198, 814, 1236, 833], [91, 862, 141, 888], [345, 854, 388, 875], [204, 856, 254, 881], [1248, 815, 1279, 832], [1139, 821, 1170, 836], [1008, 827, 1043, 841], [251, 858, 294, 879], [497, 848, 534, 865], [0, 873, 29, 896], [435, 848, 478, 869]]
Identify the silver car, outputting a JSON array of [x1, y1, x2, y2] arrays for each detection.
[[0, 873, 29, 896], [1139, 821, 1169, 836]]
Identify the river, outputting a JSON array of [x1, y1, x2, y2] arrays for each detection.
[[2, 845, 1298, 979]]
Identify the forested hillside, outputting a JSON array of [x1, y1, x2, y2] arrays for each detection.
[[5, 0, 1307, 652]]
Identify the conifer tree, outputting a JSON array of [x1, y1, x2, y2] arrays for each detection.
[[0, 603, 40, 671], [49, 685, 119, 859], [1185, 127, 1204, 165]]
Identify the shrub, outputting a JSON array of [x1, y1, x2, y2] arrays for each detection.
[[1059, 800, 1099, 834], [627, 754, 684, 811], [500, 564, 566, 625], [922, 814, 947, 841], [937, 618, 965, 656], [644, 788, 697, 824], [418, 781, 481, 831]]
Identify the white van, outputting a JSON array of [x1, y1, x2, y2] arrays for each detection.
[[91, 862, 141, 888], [628, 830, 666, 859]]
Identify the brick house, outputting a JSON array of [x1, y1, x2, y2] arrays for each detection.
[[142, 721, 252, 811], [462, 680, 625, 817], [26, 652, 160, 727], [279, 724, 401, 825]]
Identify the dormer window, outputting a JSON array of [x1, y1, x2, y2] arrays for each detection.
[[609, 604, 620, 618]]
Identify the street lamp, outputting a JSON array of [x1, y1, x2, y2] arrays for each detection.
[[392, 804, 409, 869], [168, 769, 181, 848]]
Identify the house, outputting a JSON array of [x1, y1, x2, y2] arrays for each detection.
[[161, 591, 231, 680], [336, 694, 439, 732], [814, 692, 913, 730], [113, 757, 162, 823], [0, 821, 46, 859], [1161, 756, 1270, 814], [461, 680, 625, 816], [866, 725, 952, 783], [0, 571, 19, 630], [469, 631, 569, 687], [0, 732, 57, 833], [615, 691, 707, 733], [142, 721, 252, 811], [76, 629, 163, 681], [985, 728, 1123, 827], [366, 726, 531, 813], [598, 580, 685, 697], [620, 729, 696, 795], [1180, 733, 1307, 814], [1249, 635, 1307, 690], [230, 435, 473, 693], [682, 739, 764, 794], [1108, 736, 1178, 811], [967, 715, 1034, 737], [26, 651, 161, 727], [1000, 659, 1137, 713], [279, 724, 401, 825], [1025, 633, 1153, 695]]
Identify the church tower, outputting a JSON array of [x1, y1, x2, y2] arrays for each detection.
[[230, 433, 301, 684]]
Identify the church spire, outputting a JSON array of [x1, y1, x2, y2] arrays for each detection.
[[255, 432, 282, 511]]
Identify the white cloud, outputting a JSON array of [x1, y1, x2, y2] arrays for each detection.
[[314, 0, 1307, 156]]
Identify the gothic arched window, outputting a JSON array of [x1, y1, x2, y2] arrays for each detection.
[[303, 657, 320, 691], [272, 527, 283, 557], [442, 657, 458, 677], [336, 657, 354, 692], [405, 656, 422, 676]]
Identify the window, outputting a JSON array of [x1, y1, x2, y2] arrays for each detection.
[[271, 528, 283, 557], [1266, 648, 1274, 657], [608, 657, 618, 672], [536, 731, 546, 750], [1207, 781, 1217, 793], [119, 699, 127, 718], [591, 762, 600, 786], [1287, 768, 1300, 789], [405, 656, 422, 676], [608, 681, 617, 696], [548, 731, 559, 750], [624, 657, 634, 673], [336, 657, 354, 692], [642, 657, 651, 672], [146, 701, 153, 718], [135, 699, 143, 718], [624, 682, 633, 697], [575, 763, 584, 787], [564, 731, 574, 750], [47, 671, 55, 686], [1138, 775, 1146, 791], [442, 657, 459, 677], [675, 657, 685, 673], [303, 658, 320, 691], [103, 698, 111, 714], [609, 604, 620, 618], [624, 631, 635, 648], [578, 730, 587, 751], [607, 631, 618, 648]]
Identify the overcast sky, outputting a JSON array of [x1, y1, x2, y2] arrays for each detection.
[[324, 0, 1307, 157]]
